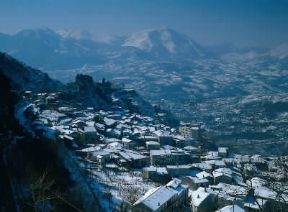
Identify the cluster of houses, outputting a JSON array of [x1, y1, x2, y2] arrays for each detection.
[[131, 148, 288, 212], [19, 91, 288, 212]]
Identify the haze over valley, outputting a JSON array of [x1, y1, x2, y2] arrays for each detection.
[[1, 27, 287, 154], [1, 1, 288, 211]]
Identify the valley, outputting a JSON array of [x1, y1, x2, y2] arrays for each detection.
[[1, 28, 288, 155]]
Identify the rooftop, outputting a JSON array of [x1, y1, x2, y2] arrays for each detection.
[[216, 205, 244, 212], [134, 178, 186, 210], [191, 187, 211, 207]]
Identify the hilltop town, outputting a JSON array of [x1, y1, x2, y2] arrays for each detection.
[[14, 88, 288, 212]]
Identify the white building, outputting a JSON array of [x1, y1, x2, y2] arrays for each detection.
[[133, 178, 188, 212]]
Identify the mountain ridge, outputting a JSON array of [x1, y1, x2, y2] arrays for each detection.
[[122, 28, 208, 59], [0, 52, 62, 92], [0, 27, 211, 70]]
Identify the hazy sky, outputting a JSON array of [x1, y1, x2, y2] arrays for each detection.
[[1, 0, 288, 47]]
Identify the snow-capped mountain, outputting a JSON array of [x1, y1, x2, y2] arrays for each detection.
[[15, 28, 60, 40], [0, 28, 211, 70], [56, 29, 95, 40], [122, 28, 207, 59], [0, 28, 107, 70]]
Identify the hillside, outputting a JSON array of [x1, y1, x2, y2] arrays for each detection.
[[0, 52, 62, 92], [0, 52, 181, 211]]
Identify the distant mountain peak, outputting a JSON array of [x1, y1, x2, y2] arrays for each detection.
[[123, 28, 178, 52], [56, 29, 94, 40], [16, 27, 59, 38], [122, 28, 207, 59]]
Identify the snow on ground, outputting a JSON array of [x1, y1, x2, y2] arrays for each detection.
[[90, 168, 159, 206]]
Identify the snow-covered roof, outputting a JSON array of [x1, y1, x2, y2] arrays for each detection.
[[191, 187, 211, 207], [40, 110, 66, 122], [84, 126, 97, 133], [78, 146, 101, 153], [216, 205, 244, 212], [107, 141, 123, 149], [203, 151, 220, 160], [122, 137, 133, 143], [91, 150, 111, 157], [186, 176, 209, 184], [118, 149, 147, 161], [86, 121, 95, 127], [184, 146, 198, 151], [150, 149, 188, 156], [146, 141, 160, 145], [134, 178, 186, 210], [196, 171, 213, 179], [218, 147, 229, 153], [144, 166, 168, 175], [105, 137, 121, 143], [167, 178, 182, 189], [104, 117, 116, 126], [205, 160, 226, 167], [210, 183, 248, 197], [193, 162, 213, 171], [134, 186, 177, 210], [254, 186, 277, 200], [60, 134, 74, 141], [213, 168, 233, 178], [247, 177, 267, 188], [95, 123, 105, 130]]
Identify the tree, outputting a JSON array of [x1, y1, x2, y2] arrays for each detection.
[[266, 158, 288, 212], [28, 169, 82, 212]]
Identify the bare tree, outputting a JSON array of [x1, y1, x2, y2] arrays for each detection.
[[246, 178, 264, 211], [265, 158, 288, 212], [28, 169, 82, 212]]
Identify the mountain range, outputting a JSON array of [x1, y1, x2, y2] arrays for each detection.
[[0, 28, 287, 155], [0, 28, 288, 121], [1, 28, 288, 71], [0, 28, 210, 70]]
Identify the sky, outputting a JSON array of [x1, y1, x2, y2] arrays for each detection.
[[0, 0, 288, 47]]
